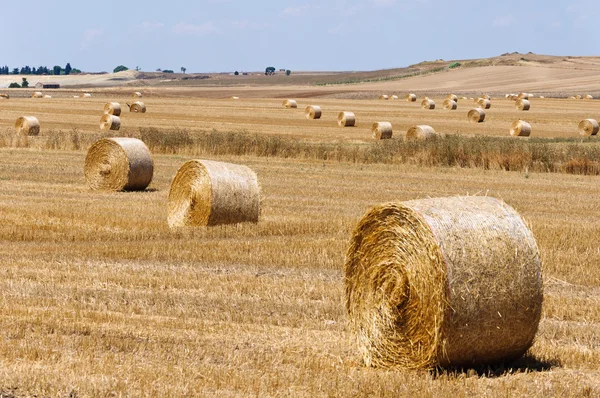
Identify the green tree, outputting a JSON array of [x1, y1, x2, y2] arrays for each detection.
[[181, 67, 186, 74], [113, 65, 128, 73], [265, 66, 276, 75], [234, 71, 239, 76], [65, 63, 72, 75], [8, 82, 20, 88], [163, 69, 174, 73], [12, 68, 18, 75], [21, 77, 29, 88], [286, 69, 291, 76], [53, 65, 62, 75], [71, 68, 81, 74]]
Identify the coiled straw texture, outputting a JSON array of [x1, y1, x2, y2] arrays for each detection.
[[129, 102, 146, 113], [442, 99, 457, 110], [510, 120, 531, 137], [578, 119, 599, 136], [477, 98, 492, 109], [372, 122, 393, 139], [406, 125, 436, 140], [468, 108, 485, 123], [405, 93, 417, 102], [338, 111, 356, 127], [305, 105, 322, 119], [516, 99, 530, 111], [421, 99, 435, 109], [15, 116, 40, 136], [445, 94, 458, 102], [100, 114, 121, 131], [283, 99, 298, 108], [104, 102, 122, 116]]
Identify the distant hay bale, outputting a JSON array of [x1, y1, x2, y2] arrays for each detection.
[[421, 99, 435, 109], [372, 122, 393, 140], [379, 95, 389, 100], [578, 119, 599, 136], [338, 111, 356, 127], [406, 125, 436, 140], [84, 137, 153, 191], [104, 102, 122, 116], [516, 99, 531, 111], [344, 196, 543, 369], [461, 96, 468, 100], [167, 159, 260, 228], [83, 93, 92, 98], [390, 95, 399, 100], [468, 108, 485, 123], [568, 96, 576, 100], [445, 94, 458, 102], [539, 96, 545, 99], [15, 116, 40, 136], [31, 92, 43, 98], [282, 99, 298, 108], [132, 92, 143, 98], [405, 93, 417, 102], [477, 98, 492, 109], [584, 94, 593, 100], [305, 105, 322, 119], [231, 96, 240, 100], [442, 99, 457, 110], [480, 94, 491, 100], [43, 95, 52, 99], [510, 120, 532, 137], [517, 93, 529, 100], [73, 95, 80, 99], [100, 114, 121, 131], [0, 94, 9, 99], [575, 95, 582, 100], [128, 101, 146, 113]]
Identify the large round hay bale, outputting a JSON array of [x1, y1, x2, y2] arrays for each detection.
[[31, 92, 43, 98], [132, 92, 143, 98], [516, 99, 531, 111], [578, 119, 599, 136], [510, 120, 531, 137], [584, 94, 593, 100], [421, 99, 435, 109], [167, 159, 260, 228], [390, 95, 399, 100], [379, 95, 389, 100], [104, 102, 122, 116], [405, 93, 417, 102], [406, 125, 436, 140], [477, 98, 492, 109], [442, 99, 457, 110], [15, 116, 40, 136], [128, 101, 146, 113], [305, 105, 322, 119], [100, 114, 121, 131], [338, 111, 356, 127], [84, 138, 153, 191], [282, 99, 297, 108], [372, 122, 393, 140], [344, 196, 543, 369], [468, 108, 485, 123], [445, 94, 458, 102]]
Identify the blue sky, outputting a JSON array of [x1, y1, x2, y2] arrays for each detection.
[[1, 0, 598, 73]]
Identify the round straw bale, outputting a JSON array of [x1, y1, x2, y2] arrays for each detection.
[[305, 105, 322, 119], [31, 92, 43, 98], [461, 96, 468, 100], [575, 95, 582, 100], [480, 94, 491, 100], [83, 93, 92, 98], [379, 95, 389, 100], [231, 96, 240, 100], [43, 95, 52, 99], [510, 120, 531, 137], [584, 94, 593, 100], [477, 98, 492, 109], [73, 95, 80, 99], [15, 116, 40, 136], [84, 137, 153, 191], [467, 108, 485, 123], [578, 119, 599, 136], [390, 95, 399, 100], [405, 93, 417, 102], [0, 94, 9, 99], [569, 96, 576, 99], [372, 122, 393, 140], [344, 196, 543, 369], [282, 99, 298, 108], [104, 102, 122, 116], [406, 125, 436, 140], [539, 96, 545, 99], [129, 101, 146, 113], [338, 111, 356, 127], [517, 93, 529, 100], [100, 114, 121, 131], [167, 159, 260, 228], [132, 92, 143, 98], [442, 99, 457, 110], [445, 94, 458, 102], [421, 99, 435, 109], [516, 99, 531, 111]]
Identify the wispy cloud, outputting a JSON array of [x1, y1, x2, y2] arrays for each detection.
[[282, 4, 313, 16], [172, 22, 217, 36], [81, 28, 102, 50], [138, 21, 165, 30], [492, 15, 517, 28]]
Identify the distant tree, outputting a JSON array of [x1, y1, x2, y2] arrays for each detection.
[[12, 68, 19, 75], [156, 68, 162, 72], [8, 82, 20, 88], [71, 68, 81, 74], [65, 63, 72, 75], [181, 67, 186, 74], [135, 66, 141, 72], [113, 65, 128, 73], [285, 69, 291, 76], [163, 69, 174, 73], [21, 77, 29, 88], [265, 66, 276, 75], [53, 65, 62, 75], [234, 71, 239, 76]]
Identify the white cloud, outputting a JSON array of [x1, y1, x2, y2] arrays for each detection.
[[81, 28, 102, 50], [138, 21, 165, 30], [172, 22, 217, 36], [492, 15, 517, 28], [283, 5, 313, 16]]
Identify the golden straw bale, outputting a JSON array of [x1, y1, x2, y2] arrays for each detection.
[[461, 96, 468, 100], [100, 114, 121, 131], [510, 120, 531, 137], [406, 125, 436, 140], [517, 93, 529, 100], [575, 95, 582, 100], [477, 98, 492, 109], [344, 196, 543, 369], [379, 95, 389, 100], [128, 101, 146, 113], [305, 105, 322, 119], [31, 92, 43, 98], [43, 95, 52, 99], [578, 119, 599, 136], [282, 99, 298, 108], [372, 122, 393, 139], [0, 94, 9, 99], [231, 96, 240, 100], [421, 99, 435, 109], [584, 94, 593, 100], [338, 111, 356, 127], [132, 92, 143, 98], [167, 159, 260, 228], [516, 99, 531, 111], [568, 96, 576, 99], [83, 93, 92, 98], [15, 116, 40, 136], [468, 108, 485, 123], [442, 99, 457, 110], [104, 102, 122, 116], [405, 93, 417, 102], [84, 137, 153, 191], [539, 96, 545, 99], [390, 95, 399, 100], [480, 94, 491, 100], [73, 96, 80, 99], [445, 94, 458, 102]]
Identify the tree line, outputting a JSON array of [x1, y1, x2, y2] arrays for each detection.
[[0, 63, 80, 75]]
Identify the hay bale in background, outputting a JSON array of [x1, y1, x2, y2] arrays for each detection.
[[15, 116, 40, 136], [104, 102, 122, 116], [510, 120, 532, 137], [442, 99, 457, 110], [305, 105, 322, 119], [516, 99, 531, 111], [31, 92, 43, 98], [480, 94, 491, 100], [477, 98, 492, 109], [468, 108, 485, 123], [421, 99, 435, 109], [132, 92, 143, 98], [372, 122, 393, 139], [390, 95, 399, 100], [539, 96, 545, 99], [0, 94, 9, 99], [338, 111, 356, 127], [517, 93, 529, 100], [584, 95, 594, 100], [445, 94, 458, 102], [43, 95, 52, 99], [344, 196, 543, 369], [461, 96, 468, 100], [578, 119, 599, 136], [167, 159, 260, 228], [406, 125, 436, 140], [100, 114, 121, 131], [84, 137, 153, 191], [231, 96, 240, 100], [575, 95, 582, 100], [379, 95, 389, 100], [282, 99, 298, 108], [128, 101, 147, 113], [73, 96, 80, 99], [405, 93, 417, 102], [83, 93, 92, 98]]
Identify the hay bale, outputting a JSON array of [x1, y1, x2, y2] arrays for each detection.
[[421, 99, 435, 109], [569, 96, 576, 100], [43, 95, 52, 99], [31, 92, 43, 98], [477, 98, 492, 109], [73, 95, 80, 99], [539, 96, 545, 99], [231, 96, 240, 100], [305, 105, 322, 119], [516, 99, 531, 111], [575, 95, 582, 100], [344, 195, 543, 369], [15, 116, 40, 136], [390, 95, 399, 100], [0, 94, 9, 99], [405, 93, 417, 102], [517, 93, 529, 100], [128, 101, 146, 113], [104, 102, 122, 116], [282, 99, 298, 108], [461, 96, 468, 100], [584, 94, 594, 100], [379, 95, 389, 100], [480, 94, 491, 100], [442, 99, 457, 110], [578, 119, 599, 136], [372, 122, 393, 140], [406, 125, 436, 140], [338, 111, 356, 127], [468, 108, 485, 123], [167, 159, 260, 228], [445, 94, 458, 102], [510, 120, 531, 137], [100, 114, 121, 131], [84, 137, 153, 191], [133, 92, 143, 98], [83, 93, 92, 98]]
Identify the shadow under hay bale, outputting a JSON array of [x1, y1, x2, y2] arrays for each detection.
[[372, 122, 392, 139], [305, 105, 322, 119], [15, 116, 40, 136]]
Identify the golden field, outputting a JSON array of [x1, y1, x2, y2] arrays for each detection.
[[1, 86, 600, 396]]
